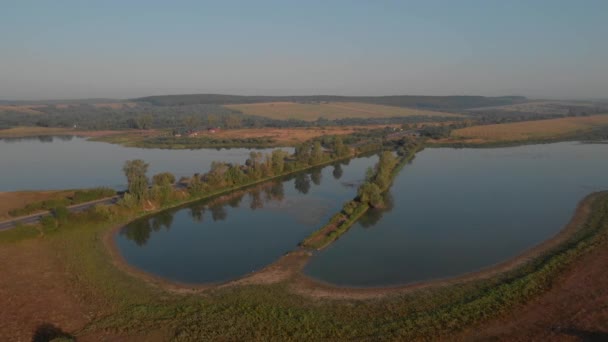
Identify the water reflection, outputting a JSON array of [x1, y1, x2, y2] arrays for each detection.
[[120, 165, 336, 246], [305, 142, 608, 287], [115, 154, 379, 284], [358, 192, 395, 228], [332, 164, 343, 180], [294, 173, 311, 194], [121, 159, 363, 246]]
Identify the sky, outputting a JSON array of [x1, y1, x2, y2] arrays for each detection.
[[1, 0, 607, 100]]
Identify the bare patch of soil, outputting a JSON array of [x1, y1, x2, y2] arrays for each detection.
[[458, 236, 608, 341], [0, 240, 93, 340]]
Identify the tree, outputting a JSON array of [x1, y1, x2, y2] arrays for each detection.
[[224, 115, 243, 129], [152, 172, 176, 186], [310, 141, 324, 164], [135, 114, 153, 130], [333, 136, 349, 157], [207, 114, 219, 127], [183, 115, 201, 131], [188, 173, 206, 196], [123, 159, 149, 202], [358, 182, 383, 208], [271, 149, 288, 174], [295, 142, 311, 164]]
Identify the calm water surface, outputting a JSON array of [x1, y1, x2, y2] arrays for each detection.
[[304, 142, 608, 287], [114, 155, 377, 284], [0, 136, 290, 191]]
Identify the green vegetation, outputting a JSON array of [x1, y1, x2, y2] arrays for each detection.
[[8, 187, 116, 217], [2, 183, 606, 340], [122, 160, 150, 203], [302, 141, 421, 250], [95, 134, 278, 149]]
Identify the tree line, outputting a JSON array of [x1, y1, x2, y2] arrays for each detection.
[[120, 136, 353, 209]]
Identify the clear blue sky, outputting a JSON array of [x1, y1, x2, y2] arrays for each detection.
[[1, 0, 607, 100]]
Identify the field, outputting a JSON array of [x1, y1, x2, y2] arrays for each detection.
[[194, 126, 392, 144], [451, 114, 608, 142], [0, 191, 74, 220], [0, 105, 46, 114], [224, 101, 462, 121]]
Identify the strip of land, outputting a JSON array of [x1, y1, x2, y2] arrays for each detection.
[[0, 126, 127, 138], [224, 101, 462, 121], [448, 114, 608, 143]]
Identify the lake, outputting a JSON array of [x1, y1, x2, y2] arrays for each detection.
[[0, 136, 291, 191], [304, 142, 608, 287], [114, 155, 378, 284]]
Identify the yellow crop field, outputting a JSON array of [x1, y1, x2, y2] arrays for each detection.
[[452, 114, 608, 142], [224, 101, 461, 121]]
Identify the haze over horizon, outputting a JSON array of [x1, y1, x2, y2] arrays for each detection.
[[2, 0, 607, 101]]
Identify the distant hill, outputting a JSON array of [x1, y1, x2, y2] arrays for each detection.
[[0, 98, 122, 105], [133, 94, 527, 110]]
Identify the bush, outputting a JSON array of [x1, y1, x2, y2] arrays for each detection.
[[40, 215, 58, 230], [71, 187, 115, 203], [52, 205, 70, 224]]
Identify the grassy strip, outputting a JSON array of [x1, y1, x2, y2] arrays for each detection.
[[92, 132, 282, 149], [8, 187, 116, 217], [301, 145, 422, 250]]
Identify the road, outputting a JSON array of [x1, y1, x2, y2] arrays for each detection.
[[0, 196, 120, 231]]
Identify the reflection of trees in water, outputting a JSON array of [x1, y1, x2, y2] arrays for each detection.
[[209, 204, 227, 221], [332, 164, 343, 180], [190, 204, 205, 223], [122, 170, 324, 246], [249, 188, 264, 210], [358, 191, 395, 228], [227, 193, 244, 208], [123, 218, 153, 246], [151, 210, 174, 231], [123, 209, 176, 246], [294, 173, 311, 194], [267, 181, 284, 202], [310, 168, 322, 185]]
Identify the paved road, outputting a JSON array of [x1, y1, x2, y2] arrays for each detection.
[[0, 196, 120, 231]]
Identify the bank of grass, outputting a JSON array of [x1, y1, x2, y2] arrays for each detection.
[[6, 187, 116, 218], [2, 188, 607, 340], [0, 190, 74, 220], [0, 126, 76, 138]]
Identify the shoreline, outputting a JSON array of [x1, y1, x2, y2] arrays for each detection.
[[104, 180, 606, 298]]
